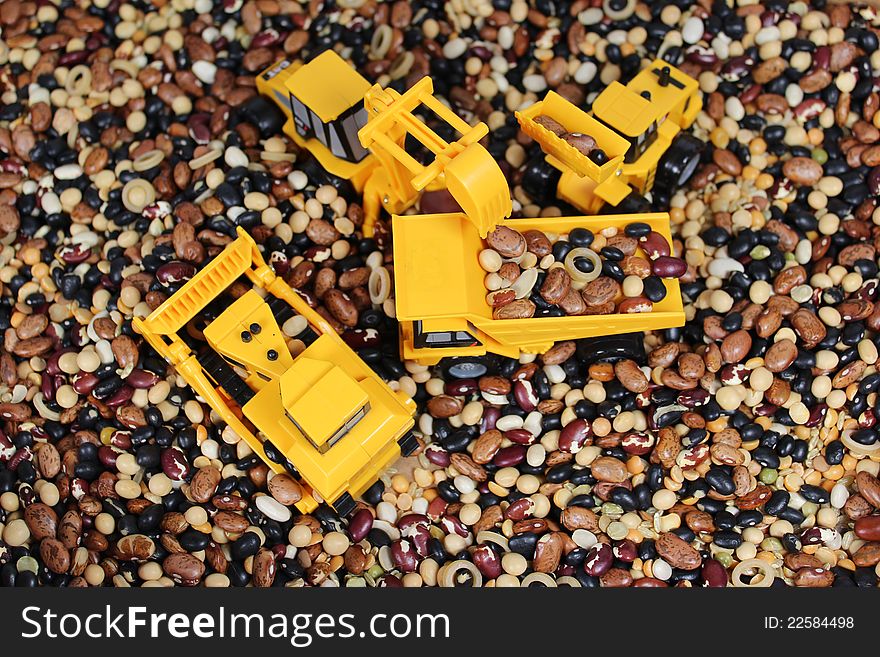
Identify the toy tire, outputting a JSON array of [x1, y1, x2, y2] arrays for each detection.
[[397, 430, 419, 457], [603, 189, 651, 214], [576, 332, 646, 365], [237, 96, 287, 138], [440, 356, 492, 380], [655, 133, 704, 190], [522, 155, 562, 204]]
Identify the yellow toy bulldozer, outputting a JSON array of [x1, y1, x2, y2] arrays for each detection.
[[134, 229, 417, 516]]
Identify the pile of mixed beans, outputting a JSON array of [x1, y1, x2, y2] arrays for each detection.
[[481, 221, 683, 318], [1, 0, 880, 588]]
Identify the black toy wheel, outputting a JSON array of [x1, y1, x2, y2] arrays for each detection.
[[521, 155, 562, 204], [236, 96, 287, 138], [655, 133, 704, 190], [397, 430, 419, 457], [441, 356, 491, 380], [603, 188, 651, 214], [576, 332, 646, 366]]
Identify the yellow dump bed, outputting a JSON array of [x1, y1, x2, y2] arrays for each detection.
[[516, 92, 630, 184], [393, 212, 684, 357]]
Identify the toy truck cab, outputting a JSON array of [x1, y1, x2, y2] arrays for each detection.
[[593, 62, 703, 194], [134, 229, 416, 516], [256, 53, 375, 190]]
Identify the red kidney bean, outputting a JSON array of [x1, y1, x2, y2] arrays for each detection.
[[98, 446, 118, 469], [493, 445, 526, 467], [633, 577, 669, 587], [390, 539, 418, 573], [868, 166, 880, 196], [740, 83, 762, 104], [859, 408, 876, 428], [613, 539, 637, 562], [513, 380, 538, 412], [621, 432, 654, 455], [558, 419, 592, 453], [427, 496, 448, 521], [251, 28, 282, 47], [480, 406, 500, 432], [410, 524, 432, 557], [440, 514, 468, 538], [348, 509, 373, 542], [640, 231, 670, 259], [397, 514, 429, 533], [794, 98, 826, 121], [423, 444, 450, 467], [41, 373, 55, 400], [125, 369, 160, 388], [110, 431, 132, 450], [583, 543, 613, 576], [721, 364, 748, 385], [754, 403, 778, 416], [472, 545, 502, 579], [269, 251, 289, 276], [161, 447, 190, 480], [57, 244, 92, 264], [504, 497, 535, 521], [504, 428, 536, 445], [807, 404, 829, 427], [157, 262, 197, 284], [813, 45, 830, 70], [721, 55, 754, 81], [341, 329, 380, 350], [651, 256, 687, 278], [58, 50, 90, 66], [444, 378, 478, 396], [701, 558, 728, 587], [0, 431, 13, 462], [377, 574, 403, 587], [685, 46, 718, 67], [105, 385, 134, 408], [72, 372, 99, 395]]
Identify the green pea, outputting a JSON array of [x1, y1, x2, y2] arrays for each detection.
[[601, 502, 624, 517], [367, 565, 385, 579], [801, 502, 818, 518], [716, 552, 733, 568], [750, 245, 770, 260], [761, 537, 783, 553], [811, 148, 828, 165], [758, 468, 778, 485]]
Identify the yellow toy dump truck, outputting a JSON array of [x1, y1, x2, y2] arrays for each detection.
[[517, 60, 703, 212], [392, 212, 684, 377], [134, 228, 417, 516], [256, 50, 511, 238]]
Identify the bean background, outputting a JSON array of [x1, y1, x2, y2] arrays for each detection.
[[2, 0, 880, 588]]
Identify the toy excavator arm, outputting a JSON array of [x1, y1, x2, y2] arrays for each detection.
[[357, 77, 511, 239]]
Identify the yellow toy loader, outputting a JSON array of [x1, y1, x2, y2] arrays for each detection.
[[134, 229, 417, 516], [517, 60, 703, 212]]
